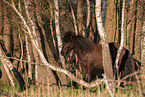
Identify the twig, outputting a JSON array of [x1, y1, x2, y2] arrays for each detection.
[[135, 74, 143, 97], [121, 70, 140, 81], [103, 74, 114, 97], [69, 0, 78, 35], [7, 56, 40, 65], [112, 85, 145, 96]]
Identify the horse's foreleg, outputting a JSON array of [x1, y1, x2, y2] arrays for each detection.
[[82, 67, 87, 81], [87, 65, 92, 83]]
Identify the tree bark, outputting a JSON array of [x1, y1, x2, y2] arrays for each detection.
[[85, 0, 90, 30], [114, 0, 126, 79], [54, 0, 66, 69], [126, 0, 136, 53], [77, 0, 84, 35], [3, 4, 11, 55], [69, 0, 78, 35], [54, 0, 69, 87], [0, 47, 15, 88], [0, 46, 25, 91], [141, 12, 145, 86], [104, 0, 117, 42], [95, 0, 113, 79], [134, 0, 143, 59]]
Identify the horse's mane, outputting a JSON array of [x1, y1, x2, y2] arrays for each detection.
[[63, 31, 96, 52]]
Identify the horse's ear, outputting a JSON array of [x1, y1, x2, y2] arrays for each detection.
[[63, 31, 75, 42]]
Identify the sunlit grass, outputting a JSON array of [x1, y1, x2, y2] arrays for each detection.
[[0, 83, 141, 97]]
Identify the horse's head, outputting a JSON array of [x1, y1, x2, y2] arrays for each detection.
[[61, 31, 75, 56]]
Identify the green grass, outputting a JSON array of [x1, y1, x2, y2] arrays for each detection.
[[0, 84, 141, 97], [1, 79, 144, 97]]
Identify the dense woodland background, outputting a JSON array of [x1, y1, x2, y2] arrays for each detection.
[[0, 0, 144, 94]]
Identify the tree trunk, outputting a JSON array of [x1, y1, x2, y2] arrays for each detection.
[[77, 0, 84, 35], [69, 0, 78, 35], [85, 0, 90, 30], [54, 0, 69, 87], [95, 0, 113, 79], [24, 0, 57, 86], [126, 0, 136, 53], [104, 0, 117, 42], [0, 0, 3, 40], [134, 0, 143, 59], [3, 4, 11, 56], [114, 0, 126, 79], [0, 46, 25, 91], [141, 8, 145, 88]]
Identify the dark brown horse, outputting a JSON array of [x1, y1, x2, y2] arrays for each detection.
[[61, 31, 136, 82]]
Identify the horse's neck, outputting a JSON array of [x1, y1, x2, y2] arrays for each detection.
[[73, 47, 87, 59]]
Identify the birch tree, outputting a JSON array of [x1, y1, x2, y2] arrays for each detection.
[[85, 0, 90, 30], [104, 0, 117, 42], [114, 0, 126, 79], [141, 20, 145, 84], [0, 46, 25, 91], [126, 0, 136, 53], [134, 0, 144, 59], [95, 0, 113, 79], [54, 0, 66, 69], [77, 0, 84, 35], [0, 47, 15, 88], [69, 0, 78, 35]]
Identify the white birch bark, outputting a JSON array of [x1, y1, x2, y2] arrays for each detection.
[[86, 0, 90, 29], [103, 74, 114, 97], [141, 21, 145, 72], [114, 0, 125, 78], [25, 33, 32, 79], [95, 0, 113, 79], [50, 2, 56, 52], [69, 0, 78, 35], [23, 0, 33, 81], [0, 47, 15, 88], [54, 0, 66, 69]]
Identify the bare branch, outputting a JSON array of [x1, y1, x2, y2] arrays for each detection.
[[103, 74, 114, 97], [69, 0, 78, 35], [86, 0, 90, 29]]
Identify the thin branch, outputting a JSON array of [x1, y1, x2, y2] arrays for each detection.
[[121, 70, 140, 81], [7, 56, 40, 65], [18, 29, 24, 70], [112, 85, 145, 96], [69, 0, 78, 35], [103, 74, 114, 97], [86, 0, 90, 29], [135, 74, 143, 97]]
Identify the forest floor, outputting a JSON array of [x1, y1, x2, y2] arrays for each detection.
[[0, 80, 144, 97]]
